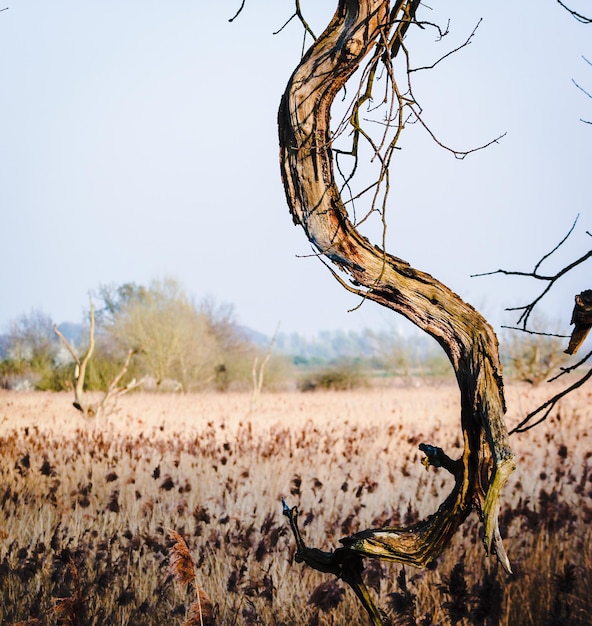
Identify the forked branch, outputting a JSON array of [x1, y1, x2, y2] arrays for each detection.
[[54, 302, 143, 417], [473, 216, 592, 330], [475, 219, 591, 432], [509, 291, 592, 433], [510, 362, 592, 434]]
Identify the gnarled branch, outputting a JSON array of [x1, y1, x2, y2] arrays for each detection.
[[278, 1, 515, 621]]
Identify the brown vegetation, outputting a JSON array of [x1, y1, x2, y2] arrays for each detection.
[[0, 384, 590, 625]]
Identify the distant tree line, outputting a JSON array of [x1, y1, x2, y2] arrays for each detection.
[[0, 278, 569, 393], [0, 279, 268, 393]]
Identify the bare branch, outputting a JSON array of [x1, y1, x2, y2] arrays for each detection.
[[412, 111, 507, 159], [54, 301, 140, 417], [54, 302, 95, 411], [500, 325, 569, 339], [410, 19, 482, 72], [510, 365, 592, 433], [556, 0, 592, 23], [573, 77, 592, 100], [273, 1, 316, 42], [506, 293, 592, 434], [53, 324, 82, 367], [572, 75, 592, 123], [548, 348, 592, 382], [473, 216, 592, 328], [282, 499, 385, 625], [228, 0, 246, 23], [250, 326, 278, 411], [273, 12, 298, 35]]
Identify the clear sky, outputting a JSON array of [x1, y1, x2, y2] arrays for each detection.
[[1, 1, 590, 340]]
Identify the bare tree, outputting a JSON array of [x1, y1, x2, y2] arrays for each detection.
[[232, 0, 588, 620], [250, 326, 278, 411], [5, 309, 57, 376], [98, 279, 251, 391], [273, 1, 516, 622], [54, 302, 142, 418]]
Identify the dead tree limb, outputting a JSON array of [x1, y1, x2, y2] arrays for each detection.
[[278, 2, 515, 620], [54, 303, 96, 413], [250, 326, 278, 411], [54, 302, 143, 417]]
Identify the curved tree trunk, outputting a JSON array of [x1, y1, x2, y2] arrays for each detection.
[[278, 0, 515, 583]]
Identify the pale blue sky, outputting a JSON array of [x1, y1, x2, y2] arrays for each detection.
[[1, 1, 590, 339]]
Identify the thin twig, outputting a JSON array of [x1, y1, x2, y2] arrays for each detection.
[[500, 325, 570, 339], [410, 19, 482, 72], [548, 348, 592, 382], [228, 0, 246, 23], [414, 112, 506, 159], [510, 366, 592, 433], [273, 0, 316, 40], [472, 216, 592, 328], [573, 77, 592, 100]]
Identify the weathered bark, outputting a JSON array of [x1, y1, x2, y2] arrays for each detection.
[[278, 0, 515, 592], [565, 289, 592, 354]]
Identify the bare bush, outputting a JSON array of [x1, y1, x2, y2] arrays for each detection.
[[502, 318, 569, 386]]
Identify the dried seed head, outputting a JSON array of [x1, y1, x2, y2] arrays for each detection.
[[168, 530, 196, 587], [183, 591, 216, 626], [52, 596, 78, 623]]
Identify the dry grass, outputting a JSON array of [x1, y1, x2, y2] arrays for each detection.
[[0, 381, 590, 625]]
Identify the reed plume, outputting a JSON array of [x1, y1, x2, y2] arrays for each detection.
[[169, 530, 197, 588], [168, 529, 215, 626], [184, 592, 215, 626], [52, 558, 85, 626]]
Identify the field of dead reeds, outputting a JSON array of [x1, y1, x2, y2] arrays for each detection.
[[0, 381, 590, 625]]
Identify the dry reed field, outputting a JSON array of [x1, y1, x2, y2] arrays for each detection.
[[0, 382, 591, 625]]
